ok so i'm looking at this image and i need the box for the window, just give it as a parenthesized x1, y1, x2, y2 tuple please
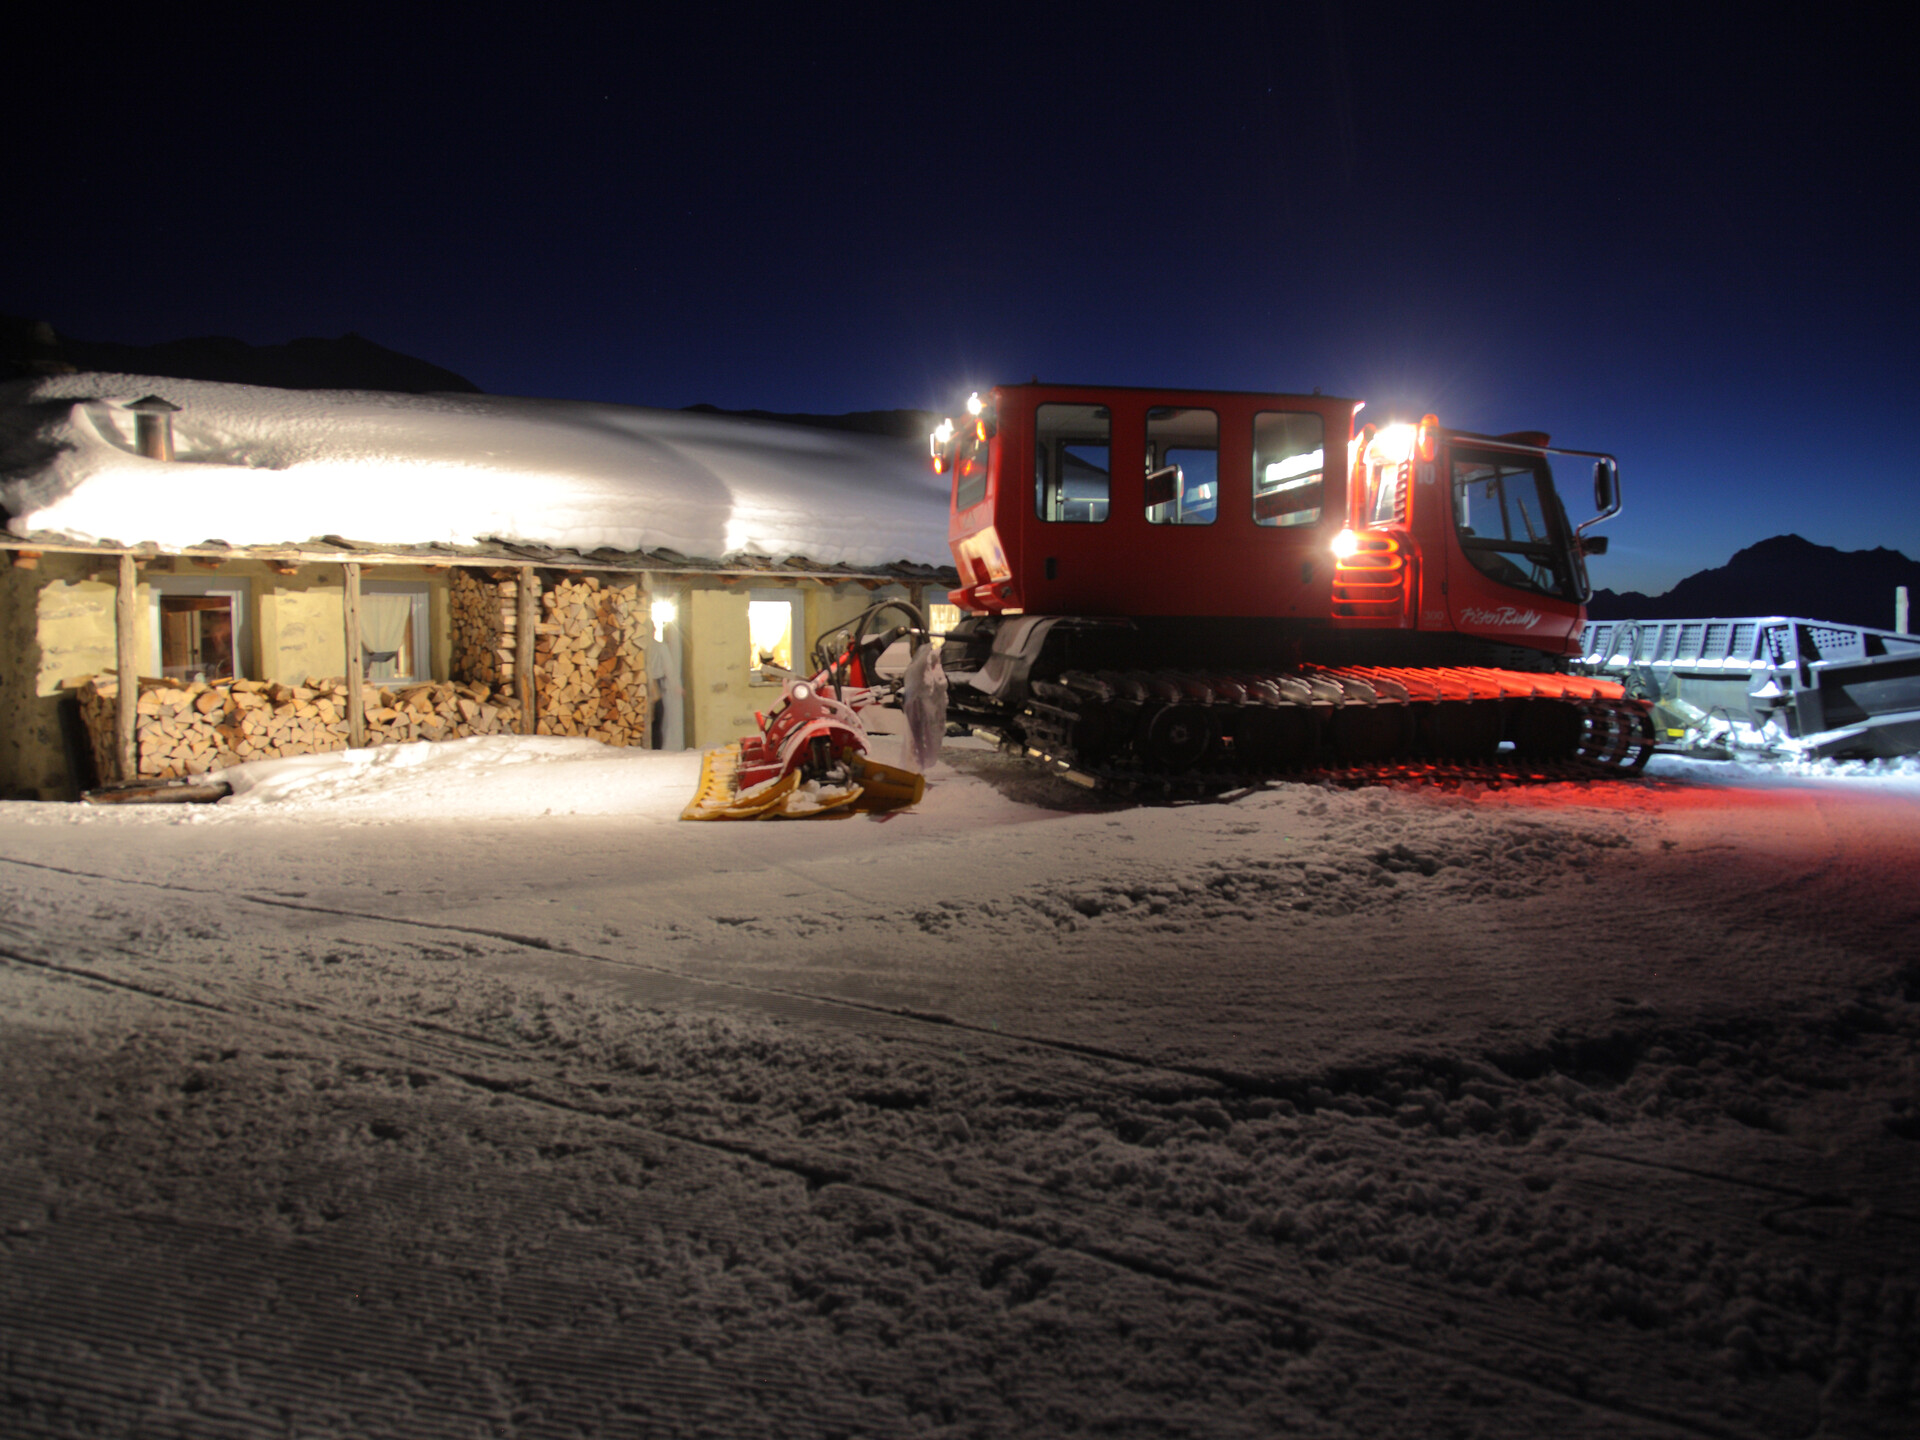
(1144, 407, 1218, 524)
(952, 424, 991, 513)
(748, 589, 805, 681)
(926, 602, 962, 636)
(1452, 451, 1576, 599)
(148, 576, 251, 682)
(361, 581, 432, 683)
(1253, 412, 1325, 527)
(1034, 403, 1110, 522)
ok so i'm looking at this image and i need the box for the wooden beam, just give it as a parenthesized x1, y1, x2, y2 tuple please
(114, 554, 137, 782)
(516, 569, 538, 734)
(344, 561, 366, 748)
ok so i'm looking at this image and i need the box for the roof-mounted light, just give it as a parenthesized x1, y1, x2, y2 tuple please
(1367, 423, 1416, 466)
(1416, 413, 1439, 463)
(929, 416, 957, 473)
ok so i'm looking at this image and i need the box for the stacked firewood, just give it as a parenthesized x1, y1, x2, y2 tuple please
(534, 576, 651, 746)
(449, 569, 520, 694)
(75, 676, 523, 784)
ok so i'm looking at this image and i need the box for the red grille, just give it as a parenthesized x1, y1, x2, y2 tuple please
(1332, 533, 1407, 621)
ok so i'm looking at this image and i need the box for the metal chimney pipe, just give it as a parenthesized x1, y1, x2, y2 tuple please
(1898, 585, 1910, 636)
(127, 394, 181, 461)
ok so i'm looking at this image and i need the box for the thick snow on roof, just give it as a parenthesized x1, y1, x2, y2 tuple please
(0, 373, 953, 568)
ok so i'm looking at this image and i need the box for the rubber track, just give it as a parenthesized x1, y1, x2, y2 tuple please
(1016, 663, 1656, 794)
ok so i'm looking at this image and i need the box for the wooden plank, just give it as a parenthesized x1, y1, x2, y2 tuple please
(517, 569, 538, 735)
(114, 553, 137, 783)
(344, 561, 366, 748)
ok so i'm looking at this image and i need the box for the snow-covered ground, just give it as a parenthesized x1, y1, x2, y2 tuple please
(3, 738, 1917, 1438)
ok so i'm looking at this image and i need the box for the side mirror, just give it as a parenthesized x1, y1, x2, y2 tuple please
(1593, 459, 1617, 516)
(1581, 534, 1610, 556)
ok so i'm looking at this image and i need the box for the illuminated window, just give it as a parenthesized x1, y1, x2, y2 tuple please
(148, 576, 251, 682)
(361, 581, 431, 683)
(1144, 407, 1218, 524)
(1253, 412, 1325, 527)
(748, 589, 804, 681)
(926, 602, 962, 635)
(1034, 403, 1110, 522)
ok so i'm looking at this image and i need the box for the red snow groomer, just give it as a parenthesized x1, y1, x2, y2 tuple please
(682, 601, 937, 819)
(927, 383, 1655, 787)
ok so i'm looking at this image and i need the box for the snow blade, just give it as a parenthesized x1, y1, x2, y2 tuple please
(849, 754, 925, 810)
(682, 744, 802, 820)
(681, 743, 924, 820)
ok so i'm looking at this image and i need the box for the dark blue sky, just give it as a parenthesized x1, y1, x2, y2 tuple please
(9, 4, 1912, 594)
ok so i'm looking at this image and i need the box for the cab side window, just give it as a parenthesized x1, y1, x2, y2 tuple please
(1034, 403, 1110, 522)
(1252, 411, 1325, 526)
(1144, 407, 1218, 524)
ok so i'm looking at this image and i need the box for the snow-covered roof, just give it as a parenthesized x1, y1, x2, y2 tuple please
(0, 374, 954, 571)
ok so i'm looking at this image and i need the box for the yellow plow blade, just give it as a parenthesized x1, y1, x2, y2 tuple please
(681, 745, 926, 820)
(848, 755, 925, 811)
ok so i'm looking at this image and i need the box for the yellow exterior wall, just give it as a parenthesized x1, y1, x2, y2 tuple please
(4, 554, 936, 797)
(677, 580, 924, 753)
(2, 553, 117, 797)
(258, 571, 345, 680)
(0, 556, 456, 799)
(807, 582, 911, 657)
(684, 586, 753, 751)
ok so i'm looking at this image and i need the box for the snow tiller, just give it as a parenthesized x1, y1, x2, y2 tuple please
(682, 601, 944, 820)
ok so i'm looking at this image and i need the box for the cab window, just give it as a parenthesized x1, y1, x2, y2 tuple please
(1252, 411, 1325, 526)
(1452, 452, 1576, 599)
(1034, 403, 1110, 522)
(952, 425, 990, 512)
(1144, 406, 1218, 524)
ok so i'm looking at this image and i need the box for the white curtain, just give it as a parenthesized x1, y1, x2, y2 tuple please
(362, 591, 415, 681)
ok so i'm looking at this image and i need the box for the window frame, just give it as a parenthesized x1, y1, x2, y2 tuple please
(747, 588, 806, 684)
(1033, 402, 1112, 524)
(1251, 410, 1327, 528)
(1450, 449, 1578, 600)
(147, 574, 253, 682)
(1144, 406, 1220, 526)
(360, 579, 434, 685)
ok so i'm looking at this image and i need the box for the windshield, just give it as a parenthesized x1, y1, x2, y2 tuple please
(1452, 450, 1581, 601)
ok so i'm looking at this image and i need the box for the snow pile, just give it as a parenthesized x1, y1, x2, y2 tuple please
(215, 735, 703, 820)
(0, 374, 952, 567)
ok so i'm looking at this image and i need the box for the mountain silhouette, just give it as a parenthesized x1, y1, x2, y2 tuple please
(1588, 534, 1920, 632)
(1, 314, 479, 394)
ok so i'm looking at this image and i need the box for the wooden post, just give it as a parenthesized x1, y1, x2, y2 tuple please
(344, 561, 366, 748)
(114, 553, 137, 783)
(516, 568, 538, 734)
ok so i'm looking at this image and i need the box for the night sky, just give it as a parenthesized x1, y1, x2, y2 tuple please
(8, 4, 1912, 595)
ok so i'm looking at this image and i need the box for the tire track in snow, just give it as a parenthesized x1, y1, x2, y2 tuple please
(5, 895, 1887, 1440)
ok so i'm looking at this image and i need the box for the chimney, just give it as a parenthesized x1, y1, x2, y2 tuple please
(127, 394, 181, 461)
(1898, 585, 1911, 636)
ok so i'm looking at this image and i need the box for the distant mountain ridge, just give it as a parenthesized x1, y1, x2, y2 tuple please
(1589, 534, 1920, 632)
(1, 314, 480, 394)
(680, 403, 937, 442)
